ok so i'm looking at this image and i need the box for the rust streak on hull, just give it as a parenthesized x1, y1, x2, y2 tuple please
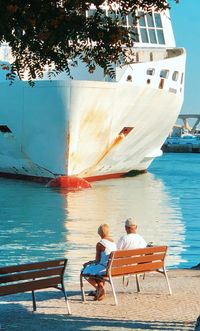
(93, 134, 124, 166)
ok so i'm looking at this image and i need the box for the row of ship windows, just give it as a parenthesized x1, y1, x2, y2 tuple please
(135, 11, 165, 44)
(87, 9, 165, 45)
(139, 28, 164, 44)
(147, 68, 184, 83)
(129, 26, 165, 45)
(87, 10, 162, 28)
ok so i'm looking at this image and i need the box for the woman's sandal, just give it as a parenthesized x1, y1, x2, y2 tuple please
(95, 287, 106, 301)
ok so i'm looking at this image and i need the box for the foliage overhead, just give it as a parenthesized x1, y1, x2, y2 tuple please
(0, 0, 179, 81)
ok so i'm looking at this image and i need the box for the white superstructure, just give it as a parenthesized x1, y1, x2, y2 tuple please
(0, 8, 186, 183)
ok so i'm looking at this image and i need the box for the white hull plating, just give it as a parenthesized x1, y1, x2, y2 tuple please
(68, 80, 182, 178)
(0, 48, 186, 181)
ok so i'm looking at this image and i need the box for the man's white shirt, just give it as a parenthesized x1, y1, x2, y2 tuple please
(117, 233, 147, 250)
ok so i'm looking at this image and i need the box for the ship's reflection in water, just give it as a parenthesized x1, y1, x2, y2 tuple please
(62, 173, 185, 283)
(0, 171, 187, 285)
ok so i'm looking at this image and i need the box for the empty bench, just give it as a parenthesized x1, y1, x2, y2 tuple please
(80, 245, 172, 305)
(0, 258, 71, 314)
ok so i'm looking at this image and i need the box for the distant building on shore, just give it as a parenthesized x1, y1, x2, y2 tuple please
(162, 114, 200, 153)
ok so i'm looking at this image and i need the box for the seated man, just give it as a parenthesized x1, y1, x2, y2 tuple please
(117, 218, 147, 250)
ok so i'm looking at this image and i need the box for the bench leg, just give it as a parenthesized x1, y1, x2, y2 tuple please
(61, 282, 71, 315)
(32, 291, 36, 311)
(136, 274, 140, 293)
(163, 267, 172, 295)
(80, 274, 86, 302)
(109, 276, 118, 305)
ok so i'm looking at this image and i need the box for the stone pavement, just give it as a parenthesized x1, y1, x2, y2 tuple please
(0, 269, 200, 331)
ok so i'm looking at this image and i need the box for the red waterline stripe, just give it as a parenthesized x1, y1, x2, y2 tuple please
(84, 170, 146, 182)
(0, 172, 125, 184)
(84, 173, 126, 182)
(0, 170, 147, 185)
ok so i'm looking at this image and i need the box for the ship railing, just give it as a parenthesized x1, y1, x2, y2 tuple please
(117, 47, 185, 66)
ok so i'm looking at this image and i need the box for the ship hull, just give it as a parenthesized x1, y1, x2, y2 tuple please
(68, 80, 182, 178)
(0, 50, 185, 182)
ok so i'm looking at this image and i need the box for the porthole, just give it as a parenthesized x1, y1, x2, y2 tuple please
(160, 69, 169, 79)
(172, 71, 179, 81)
(181, 73, 184, 85)
(169, 88, 177, 94)
(126, 75, 132, 82)
(147, 68, 155, 76)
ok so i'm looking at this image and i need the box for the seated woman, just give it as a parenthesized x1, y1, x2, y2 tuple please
(81, 223, 116, 301)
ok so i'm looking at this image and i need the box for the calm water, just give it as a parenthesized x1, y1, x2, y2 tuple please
(0, 153, 199, 283)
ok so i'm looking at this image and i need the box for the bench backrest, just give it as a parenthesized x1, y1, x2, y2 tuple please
(0, 259, 67, 296)
(106, 246, 167, 277)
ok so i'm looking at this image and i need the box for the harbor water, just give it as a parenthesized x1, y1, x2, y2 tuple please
(0, 153, 199, 283)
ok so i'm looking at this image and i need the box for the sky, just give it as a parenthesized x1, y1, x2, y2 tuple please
(170, 0, 200, 115)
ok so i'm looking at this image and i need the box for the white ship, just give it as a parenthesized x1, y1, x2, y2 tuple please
(0, 7, 186, 186)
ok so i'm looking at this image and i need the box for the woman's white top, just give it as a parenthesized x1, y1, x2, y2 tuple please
(99, 238, 117, 266)
(82, 238, 117, 276)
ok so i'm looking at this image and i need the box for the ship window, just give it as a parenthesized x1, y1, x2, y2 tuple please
(130, 27, 139, 42)
(154, 13, 162, 28)
(147, 68, 155, 76)
(128, 12, 137, 26)
(87, 9, 96, 17)
(157, 30, 165, 44)
(181, 73, 184, 84)
(149, 29, 157, 43)
(137, 11, 165, 45)
(140, 28, 149, 43)
(160, 69, 169, 79)
(126, 75, 132, 82)
(108, 10, 117, 21)
(146, 13, 154, 27)
(102, 9, 106, 17)
(0, 125, 12, 133)
(169, 88, 177, 94)
(172, 71, 179, 81)
(138, 12, 146, 27)
(118, 12, 127, 26)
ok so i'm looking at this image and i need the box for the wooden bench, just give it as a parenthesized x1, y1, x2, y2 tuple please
(80, 246, 172, 305)
(0, 258, 71, 314)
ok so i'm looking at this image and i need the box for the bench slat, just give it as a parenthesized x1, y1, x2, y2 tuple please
(0, 259, 66, 274)
(111, 253, 165, 267)
(0, 276, 61, 296)
(0, 266, 64, 284)
(109, 261, 163, 276)
(110, 246, 167, 259)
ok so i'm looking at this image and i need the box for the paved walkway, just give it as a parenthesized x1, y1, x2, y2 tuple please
(1, 269, 200, 331)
